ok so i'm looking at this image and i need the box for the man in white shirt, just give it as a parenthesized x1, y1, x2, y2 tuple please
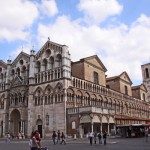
(89, 131, 93, 145)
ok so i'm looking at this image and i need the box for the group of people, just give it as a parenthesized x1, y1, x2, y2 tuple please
(29, 130, 66, 150)
(87, 131, 107, 145)
(52, 130, 66, 145)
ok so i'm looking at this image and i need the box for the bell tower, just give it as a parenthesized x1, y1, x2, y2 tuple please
(141, 63, 150, 102)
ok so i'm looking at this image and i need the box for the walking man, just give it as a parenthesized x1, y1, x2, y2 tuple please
(89, 131, 93, 145)
(103, 131, 107, 145)
(52, 131, 57, 145)
(56, 130, 61, 144)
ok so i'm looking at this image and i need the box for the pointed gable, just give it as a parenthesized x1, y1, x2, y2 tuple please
(36, 40, 64, 60)
(132, 84, 147, 92)
(119, 71, 132, 85)
(12, 51, 30, 67)
(81, 55, 107, 72)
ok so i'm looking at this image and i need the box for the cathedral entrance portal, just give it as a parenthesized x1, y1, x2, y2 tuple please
(36, 119, 43, 138)
(10, 109, 21, 137)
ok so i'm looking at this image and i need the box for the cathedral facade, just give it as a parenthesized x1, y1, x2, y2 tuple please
(0, 39, 150, 138)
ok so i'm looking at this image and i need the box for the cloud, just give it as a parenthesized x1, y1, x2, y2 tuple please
(77, 0, 123, 24)
(40, 0, 58, 17)
(37, 13, 150, 85)
(0, 0, 38, 41)
(11, 45, 31, 59)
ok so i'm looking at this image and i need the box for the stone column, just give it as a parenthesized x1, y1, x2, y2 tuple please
(107, 123, 110, 135)
(20, 120, 23, 132)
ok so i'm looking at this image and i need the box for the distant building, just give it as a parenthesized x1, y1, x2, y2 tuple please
(0, 39, 150, 138)
(141, 63, 150, 102)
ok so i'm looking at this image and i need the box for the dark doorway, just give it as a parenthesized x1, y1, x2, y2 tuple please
(38, 125, 42, 138)
(36, 119, 43, 138)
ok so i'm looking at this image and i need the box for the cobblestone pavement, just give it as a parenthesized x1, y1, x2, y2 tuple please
(0, 137, 150, 150)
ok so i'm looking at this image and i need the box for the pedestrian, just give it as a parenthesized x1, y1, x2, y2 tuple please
(56, 130, 61, 144)
(103, 131, 107, 145)
(98, 132, 102, 144)
(29, 131, 34, 150)
(35, 130, 41, 148)
(60, 132, 66, 145)
(31, 131, 40, 150)
(52, 131, 57, 145)
(89, 131, 93, 145)
(6, 132, 11, 144)
(94, 132, 97, 144)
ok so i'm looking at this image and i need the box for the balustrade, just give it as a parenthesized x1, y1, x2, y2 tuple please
(35, 67, 63, 84)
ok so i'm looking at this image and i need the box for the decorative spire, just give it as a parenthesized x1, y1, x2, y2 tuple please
(7, 56, 11, 64)
(30, 45, 35, 55)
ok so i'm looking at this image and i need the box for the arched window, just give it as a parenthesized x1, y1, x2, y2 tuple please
(0, 67, 2, 73)
(22, 66, 26, 76)
(34, 88, 43, 106)
(143, 93, 145, 101)
(125, 85, 128, 95)
(49, 56, 54, 69)
(93, 71, 99, 84)
(36, 61, 41, 73)
(46, 114, 49, 125)
(56, 54, 62, 67)
(16, 67, 20, 76)
(11, 69, 15, 76)
(145, 68, 149, 78)
(42, 59, 48, 71)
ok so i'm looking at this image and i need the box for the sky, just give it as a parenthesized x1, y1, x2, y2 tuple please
(0, 0, 150, 86)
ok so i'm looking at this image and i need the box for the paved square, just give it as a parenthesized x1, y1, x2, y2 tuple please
(0, 137, 150, 150)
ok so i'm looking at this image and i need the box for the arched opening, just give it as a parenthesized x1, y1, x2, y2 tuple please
(36, 61, 41, 73)
(145, 68, 149, 78)
(10, 109, 21, 137)
(16, 67, 20, 76)
(22, 66, 26, 76)
(56, 54, 62, 67)
(1, 73, 3, 81)
(45, 49, 51, 58)
(36, 119, 43, 138)
(49, 56, 54, 69)
(42, 59, 48, 71)
(11, 69, 15, 76)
